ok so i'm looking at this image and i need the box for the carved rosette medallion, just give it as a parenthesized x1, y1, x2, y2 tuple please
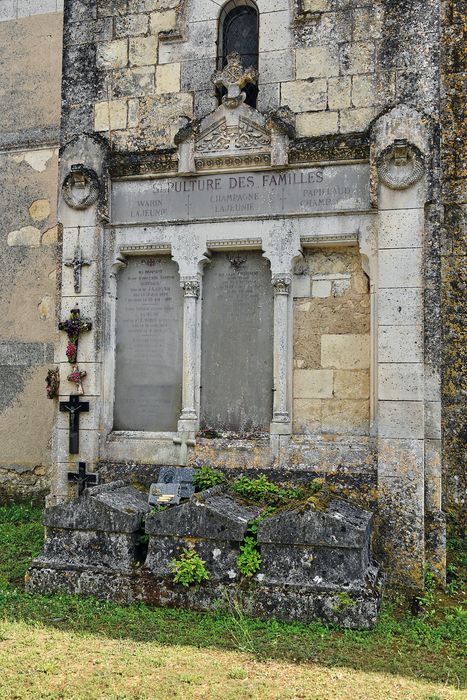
(272, 275, 292, 295)
(377, 140, 425, 190)
(181, 278, 200, 298)
(62, 164, 100, 209)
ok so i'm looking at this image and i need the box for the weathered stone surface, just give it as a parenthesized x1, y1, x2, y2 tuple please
(258, 499, 375, 589)
(145, 487, 261, 581)
(31, 482, 150, 573)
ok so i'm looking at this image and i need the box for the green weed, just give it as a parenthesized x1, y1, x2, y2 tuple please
(193, 466, 226, 491)
(170, 549, 210, 587)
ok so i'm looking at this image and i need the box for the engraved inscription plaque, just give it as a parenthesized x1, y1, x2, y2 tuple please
(200, 251, 273, 433)
(114, 256, 183, 432)
(111, 164, 371, 225)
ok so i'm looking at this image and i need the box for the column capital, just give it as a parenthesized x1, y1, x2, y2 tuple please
(272, 274, 292, 295)
(181, 276, 200, 298)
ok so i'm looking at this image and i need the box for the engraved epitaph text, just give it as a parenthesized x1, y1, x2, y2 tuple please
(200, 251, 273, 433)
(111, 164, 370, 224)
(114, 256, 183, 432)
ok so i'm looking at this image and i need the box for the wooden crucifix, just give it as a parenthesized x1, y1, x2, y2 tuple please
(59, 394, 89, 454)
(64, 244, 91, 294)
(68, 461, 97, 497)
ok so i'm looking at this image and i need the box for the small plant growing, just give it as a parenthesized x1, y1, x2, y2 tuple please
(193, 466, 226, 492)
(236, 536, 262, 577)
(231, 475, 302, 506)
(332, 591, 356, 611)
(170, 548, 209, 587)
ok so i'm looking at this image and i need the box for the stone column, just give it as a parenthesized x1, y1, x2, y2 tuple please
(271, 274, 292, 436)
(178, 276, 200, 432)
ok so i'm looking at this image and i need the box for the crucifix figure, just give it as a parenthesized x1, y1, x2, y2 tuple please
(59, 394, 89, 454)
(212, 51, 258, 107)
(68, 462, 97, 497)
(64, 244, 91, 294)
(59, 307, 92, 364)
(173, 433, 195, 466)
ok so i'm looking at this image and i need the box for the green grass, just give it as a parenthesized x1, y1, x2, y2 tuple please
(0, 504, 465, 691)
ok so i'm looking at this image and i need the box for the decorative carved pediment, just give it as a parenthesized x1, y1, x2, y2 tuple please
(196, 116, 271, 154)
(175, 53, 295, 174)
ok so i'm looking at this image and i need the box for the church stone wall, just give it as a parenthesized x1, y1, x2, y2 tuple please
(0, 7, 63, 502)
(293, 247, 370, 436)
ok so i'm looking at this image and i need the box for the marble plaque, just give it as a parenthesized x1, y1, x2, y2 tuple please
(158, 466, 195, 499)
(111, 164, 370, 224)
(114, 256, 183, 432)
(200, 251, 273, 433)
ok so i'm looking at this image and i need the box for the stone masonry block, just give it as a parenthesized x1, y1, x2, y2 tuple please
(111, 66, 155, 98)
(378, 288, 423, 326)
(296, 111, 338, 137)
(378, 248, 423, 288)
(321, 334, 370, 370)
(378, 363, 424, 400)
(150, 9, 177, 34)
(378, 401, 424, 439)
(96, 40, 128, 70)
(378, 325, 423, 363)
(115, 13, 150, 38)
(333, 370, 370, 399)
(339, 42, 375, 75)
(425, 401, 441, 439)
(296, 47, 339, 79)
(292, 399, 321, 433)
(339, 108, 376, 133)
(328, 77, 351, 110)
(94, 99, 128, 131)
(321, 399, 370, 435)
(379, 209, 424, 249)
(156, 62, 180, 94)
(294, 369, 334, 399)
(259, 49, 294, 84)
(377, 438, 424, 480)
(281, 80, 327, 113)
(259, 11, 291, 52)
(302, 0, 331, 11)
(129, 35, 158, 67)
(312, 280, 332, 297)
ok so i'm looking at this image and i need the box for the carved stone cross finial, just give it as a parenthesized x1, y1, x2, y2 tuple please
(64, 244, 91, 294)
(212, 51, 258, 106)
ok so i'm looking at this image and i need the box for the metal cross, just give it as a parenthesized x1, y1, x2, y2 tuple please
(173, 433, 195, 466)
(212, 51, 258, 102)
(59, 394, 89, 454)
(64, 244, 91, 294)
(68, 461, 97, 497)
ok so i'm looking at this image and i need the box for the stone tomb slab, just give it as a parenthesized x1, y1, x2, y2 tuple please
(35, 481, 150, 573)
(257, 499, 375, 589)
(114, 255, 183, 432)
(145, 486, 261, 581)
(200, 251, 274, 432)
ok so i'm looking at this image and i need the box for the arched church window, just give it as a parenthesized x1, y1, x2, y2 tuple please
(217, 0, 259, 108)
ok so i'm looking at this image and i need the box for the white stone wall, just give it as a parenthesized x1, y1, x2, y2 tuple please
(0, 0, 63, 21)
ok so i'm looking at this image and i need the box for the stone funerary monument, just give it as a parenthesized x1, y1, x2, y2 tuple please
(23, 0, 458, 627)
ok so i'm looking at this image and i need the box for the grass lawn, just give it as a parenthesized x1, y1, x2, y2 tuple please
(0, 504, 465, 700)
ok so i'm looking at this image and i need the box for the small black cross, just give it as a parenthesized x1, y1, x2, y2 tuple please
(59, 394, 89, 454)
(68, 462, 97, 497)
